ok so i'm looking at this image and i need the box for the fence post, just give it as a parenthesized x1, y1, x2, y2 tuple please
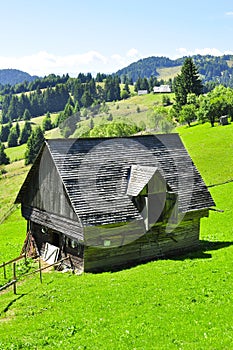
(38, 257, 42, 283)
(3, 262, 6, 279)
(13, 262, 17, 295)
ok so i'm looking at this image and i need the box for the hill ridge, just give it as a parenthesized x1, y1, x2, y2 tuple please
(0, 68, 38, 86)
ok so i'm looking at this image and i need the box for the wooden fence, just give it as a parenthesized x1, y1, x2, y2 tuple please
(0, 254, 73, 295)
(0, 204, 18, 224)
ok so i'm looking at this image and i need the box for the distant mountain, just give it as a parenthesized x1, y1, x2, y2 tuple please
(0, 69, 38, 85)
(115, 54, 233, 87)
(116, 56, 182, 82)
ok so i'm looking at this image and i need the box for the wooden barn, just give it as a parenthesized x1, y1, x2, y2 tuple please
(15, 134, 215, 272)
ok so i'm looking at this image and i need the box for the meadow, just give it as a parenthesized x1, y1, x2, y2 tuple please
(0, 181, 232, 349)
(0, 101, 233, 349)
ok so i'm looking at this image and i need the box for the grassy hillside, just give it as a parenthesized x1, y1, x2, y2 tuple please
(0, 160, 30, 220)
(0, 120, 233, 349)
(177, 122, 233, 186)
(0, 183, 232, 349)
(157, 66, 181, 80)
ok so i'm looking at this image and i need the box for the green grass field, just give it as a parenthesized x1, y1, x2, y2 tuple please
(0, 160, 30, 220)
(0, 181, 232, 349)
(5, 144, 27, 162)
(0, 102, 233, 349)
(178, 122, 233, 186)
(157, 66, 182, 80)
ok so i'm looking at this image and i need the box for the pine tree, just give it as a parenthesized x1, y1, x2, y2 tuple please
(7, 127, 18, 147)
(25, 126, 44, 165)
(0, 142, 10, 165)
(19, 121, 32, 144)
(174, 58, 203, 109)
(81, 90, 93, 108)
(0, 124, 10, 142)
(15, 122, 20, 138)
(42, 112, 53, 131)
(121, 82, 131, 99)
(7, 95, 20, 121)
(23, 109, 31, 121)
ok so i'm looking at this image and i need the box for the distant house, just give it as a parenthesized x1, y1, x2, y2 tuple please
(138, 90, 148, 95)
(15, 135, 215, 272)
(153, 85, 171, 93)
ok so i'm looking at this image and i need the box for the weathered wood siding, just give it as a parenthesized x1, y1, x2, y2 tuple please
(22, 206, 83, 241)
(84, 211, 207, 272)
(20, 145, 84, 241)
(22, 146, 78, 221)
(84, 219, 145, 248)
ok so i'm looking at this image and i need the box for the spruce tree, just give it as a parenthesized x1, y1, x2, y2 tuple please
(19, 121, 32, 144)
(25, 126, 44, 165)
(7, 127, 18, 147)
(42, 112, 53, 131)
(0, 124, 10, 142)
(23, 109, 31, 121)
(174, 57, 203, 109)
(15, 122, 20, 138)
(0, 142, 10, 165)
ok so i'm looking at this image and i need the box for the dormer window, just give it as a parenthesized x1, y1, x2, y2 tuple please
(127, 165, 178, 230)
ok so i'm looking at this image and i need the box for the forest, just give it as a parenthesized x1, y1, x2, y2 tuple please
(1, 54, 233, 166)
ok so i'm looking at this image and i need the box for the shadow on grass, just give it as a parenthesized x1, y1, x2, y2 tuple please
(1, 293, 26, 315)
(171, 240, 233, 261)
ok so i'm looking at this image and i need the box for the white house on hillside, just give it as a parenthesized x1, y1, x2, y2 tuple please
(153, 85, 171, 93)
(138, 90, 148, 95)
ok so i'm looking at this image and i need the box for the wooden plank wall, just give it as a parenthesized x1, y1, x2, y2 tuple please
(84, 215, 203, 272)
(22, 145, 79, 222)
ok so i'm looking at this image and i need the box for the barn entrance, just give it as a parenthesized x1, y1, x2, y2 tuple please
(52, 231, 60, 247)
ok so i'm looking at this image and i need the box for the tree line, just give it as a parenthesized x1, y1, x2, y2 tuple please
(0, 73, 69, 95)
(1, 85, 70, 124)
(0, 75, 122, 125)
(2, 58, 233, 166)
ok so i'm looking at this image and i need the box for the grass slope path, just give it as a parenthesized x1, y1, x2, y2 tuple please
(0, 122, 233, 349)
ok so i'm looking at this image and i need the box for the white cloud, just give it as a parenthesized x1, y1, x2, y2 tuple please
(225, 11, 233, 16)
(126, 48, 141, 59)
(0, 49, 142, 76)
(2, 47, 230, 77)
(0, 51, 112, 76)
(174, 47, 233, 58)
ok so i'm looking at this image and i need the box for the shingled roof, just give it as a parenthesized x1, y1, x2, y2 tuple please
(16, 134, 215, 227)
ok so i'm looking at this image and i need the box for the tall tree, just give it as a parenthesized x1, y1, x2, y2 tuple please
(0, 142, 10, 165)
(174, 58, 203, 109)
(7, 127, 18, 147)
(19, 121, 32, 144)
(42, 112, 53, 131)
(0, 124, 11, 142)
(7, 95, 20, 121)
(25, 126, 44, 165)
(15, 122, 20, 138)
(81, 90, 93, 108)
(23, 108, 31, 121)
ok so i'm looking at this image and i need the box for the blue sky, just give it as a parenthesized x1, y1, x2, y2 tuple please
(0, 0, 233, 76)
